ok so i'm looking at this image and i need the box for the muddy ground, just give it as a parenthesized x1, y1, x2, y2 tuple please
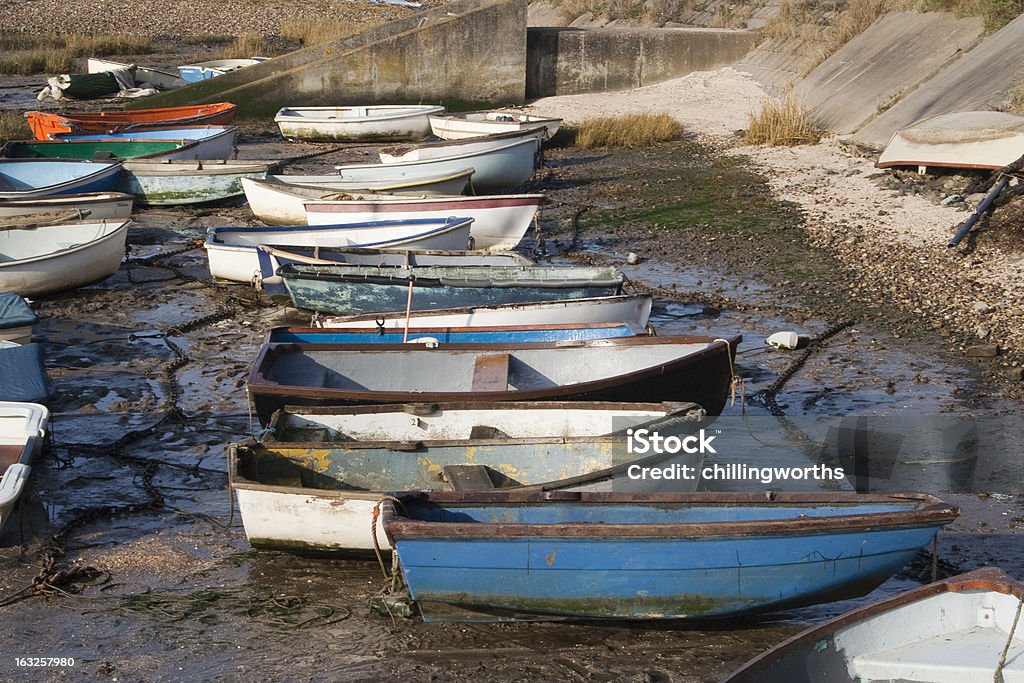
(0, 127, 1023, 681)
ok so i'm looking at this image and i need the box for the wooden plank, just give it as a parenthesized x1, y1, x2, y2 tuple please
(470, 353, 509, 392)
(0, 444, 25, 472)
(442, 464, 495, 491)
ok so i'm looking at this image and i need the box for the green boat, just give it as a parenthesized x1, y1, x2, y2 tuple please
(0, 139, 193, 161)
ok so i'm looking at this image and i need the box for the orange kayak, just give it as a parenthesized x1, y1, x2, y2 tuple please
(25, 102, 238, 140)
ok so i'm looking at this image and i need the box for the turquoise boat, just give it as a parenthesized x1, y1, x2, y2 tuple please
(382, 491, 959, 623)
(119, 159, 277, 206)
(0, 159, 122, 199)
(277, 263, 625, 314)
(1, 139, 192, 160)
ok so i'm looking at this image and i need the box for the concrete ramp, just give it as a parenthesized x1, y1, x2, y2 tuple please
(854, 12, 1024, 147)
(130, 0, 527, 117)
(794, 12, 982, 135)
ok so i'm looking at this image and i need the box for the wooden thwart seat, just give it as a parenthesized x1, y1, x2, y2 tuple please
(471, 353, 509, 392)
(443, 464, 497, 491)
(0, 444, 25, 472)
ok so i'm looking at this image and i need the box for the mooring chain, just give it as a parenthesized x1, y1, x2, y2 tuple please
(749, 320, 855, 417)
(125, 239, 205, 284)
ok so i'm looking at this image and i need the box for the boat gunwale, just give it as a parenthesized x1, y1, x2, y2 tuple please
(316, 293, 654, 325)
(381, 491, 958, 541)
(264, 321, 643, 342)
(0, 158, 123, 197)
(718, 566, 1023, 682)
(380, 125, 549, 155)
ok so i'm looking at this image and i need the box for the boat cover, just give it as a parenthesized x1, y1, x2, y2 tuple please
(0, 293, 37, 330)
(0, 343, 51, 402)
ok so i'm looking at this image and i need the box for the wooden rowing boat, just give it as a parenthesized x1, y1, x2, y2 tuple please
(265, 167, 474, 196)
(52, 125, 238, 161)
(277, 263, 624, 314)
(246, 334, 740, 424)
(382, 491, 959, 622)
(230, 401, 704, 555)
(119, 159, 277, 206)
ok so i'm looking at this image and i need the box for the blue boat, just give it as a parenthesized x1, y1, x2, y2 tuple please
(382, 491, 959, 623)
(52, 126, 237, 161)
(266, 323, 645, 345)
(277, 263, 625, 315)
(0, 159, 122, 199)
(0, 343, 52, 403)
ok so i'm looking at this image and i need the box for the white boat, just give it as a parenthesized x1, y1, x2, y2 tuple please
(429, 110, 563, 140)
(0, 191, 133, 222)
(274, 105, 446, 141)
(86, 57, 185, 90)
(229, 401, 703, 555)
(878, 111, 1024, 170)
(177, 58, 266, 83)
(0, 219, 130, 297)
(333, 136, 539, 192)
(265, 167, 473, 196)
(0, 401, 49, 535)
(723, 567, 1024, 683)
(303, 188, 544, 251)
(204, 217, 475, 285)
(313, 294, 654, 330)
(378, 126, 546, 164)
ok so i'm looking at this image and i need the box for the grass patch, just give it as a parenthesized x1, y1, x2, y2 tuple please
(0, 49, 74, 75)
(281, 18, 370, 45)
(216, 33, 276, 59)
(0, 111, 29, 143)
(180, 34, 237, 45)
(919, 0, 1024, 32)
(745, 95, 823, 146)
(575, 113, 683, 148)
(63, 34, 152, 57)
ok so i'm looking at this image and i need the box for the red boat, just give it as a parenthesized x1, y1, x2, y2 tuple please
(25, 103, 238, 140)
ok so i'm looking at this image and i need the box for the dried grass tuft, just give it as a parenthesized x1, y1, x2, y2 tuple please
(280, 19, 371, 45)
(745, 96, 823, 146)
(0, 110, 30, 143)
(575, 113, 683, 148)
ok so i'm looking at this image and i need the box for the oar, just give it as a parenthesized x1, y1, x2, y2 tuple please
(948, 152, 1024, 248)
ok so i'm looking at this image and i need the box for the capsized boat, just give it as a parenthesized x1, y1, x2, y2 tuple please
(0, 401, 49, 535)
(24, 103, 238, 140)
(230, 400, 705, 554)
(722, 566, 1024, 683)
(277, 263, 624, 314)
(0, 219, 131, 297)
(0, 344, 51, 403)
(275, 105, 446, 141)
(204, 218, 476, 284)
(877, 111, 1024, 170)
(314, 294, 654, 330)
(246, 334, 740, 424)
(382, 490, 959, 622)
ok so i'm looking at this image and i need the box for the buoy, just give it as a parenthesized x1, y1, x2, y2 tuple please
(766, 331, 810, 350)
(627, 252, 640, 265)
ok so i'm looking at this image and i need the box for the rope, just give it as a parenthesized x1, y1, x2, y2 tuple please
(371, 496, 404, 581)
(995, 597, 1024, 683)
(713, 337, 743, 410)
